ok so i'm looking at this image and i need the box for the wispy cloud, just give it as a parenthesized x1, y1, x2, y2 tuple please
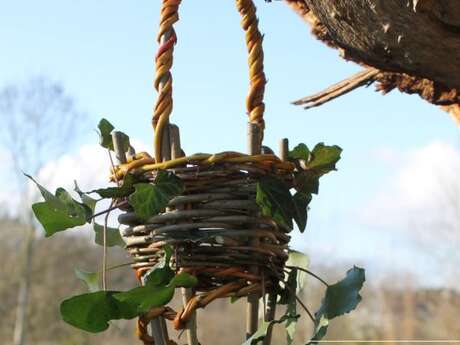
(360, 140, 460, 229)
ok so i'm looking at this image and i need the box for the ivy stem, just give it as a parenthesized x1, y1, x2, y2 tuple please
(285, 284, 315, 324)
(102, 200, 114, 291)
(106, 262, 134, 271)
(88, 200, 128, 221)
(287, 266, 329, 287)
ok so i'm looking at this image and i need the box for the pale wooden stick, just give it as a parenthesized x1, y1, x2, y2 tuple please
(169, 124, 182, 160)
(292, 68, 380, 109)
(181, 288, 199, 345)
(161, 125, 171, 162)
(112, 131, 128, 164)
(170, 124, 199, 345)
(113, 131, 166, 343)
(262, 294, 277, 345)
(103, 133, 129, 291)
(156, 127, 172, 343)
(152, 131, 171, 343)
(127, 145, 136, 160)
(247, 123, 261, 156)
(279, 138, 289, 162)
(246, 123, 261, 339)
(262, 138, 289, 345)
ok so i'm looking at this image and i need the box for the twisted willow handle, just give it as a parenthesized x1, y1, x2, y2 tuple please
(152, 0, 267, 162)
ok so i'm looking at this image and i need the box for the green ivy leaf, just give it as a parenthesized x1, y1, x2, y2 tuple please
(286, 250, 309, 293)
(129, 171, 184, 221)
(310, 266, 365, 343)
(75, 268, 99, 292)
(278, 269, 298, 345)
(60, 291, 138, 333)
(278, 251, 310, 345)
(145, 245, 174, 286)
(292, 192, 312, 232)
(61, 271, 198, 333)
(113, 285, 175, 313)
(98, 118, 130, 152)
(288, 143, 311, 161)
(256, 175, 295, 229)
(55, 188, 92, 220)
(294, 170, 319, 195)
(90, 173, 136, 199)
(98, 118, 115, 150)
(291, 143, 342, 196)
(308, 315, 329, 345)
(93, 223, 125, 248)
(317, 266, 365, 318)
(25, 174, 58, 205)
(74, 181, 97, 212)
(305, 143, 342, 175)
(32, 203, 85, 237)
(286, 281, 297, 345)
(168, 272, 199, 289)
(115, 272, 197, 313)
(242, 314, 299, 345)
(27, 175, 91, 237)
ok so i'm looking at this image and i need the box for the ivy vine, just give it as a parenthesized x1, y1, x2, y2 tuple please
(27, 118, 365, 344)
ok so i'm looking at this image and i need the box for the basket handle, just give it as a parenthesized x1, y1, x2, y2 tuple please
(152, 0, 267, 162)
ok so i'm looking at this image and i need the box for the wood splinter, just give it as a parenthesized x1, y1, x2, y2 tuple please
(292, 68, 380, 109)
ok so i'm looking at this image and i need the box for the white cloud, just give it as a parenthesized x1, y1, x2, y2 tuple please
(357, 140, 460, 286)
(34, 137, 147, 197)
(0, 138, 149, 219)
(36, 144, 110, 194)
(360, 140, 460, 228)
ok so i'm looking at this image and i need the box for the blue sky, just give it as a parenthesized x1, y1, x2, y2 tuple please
(2, 0, 460, 287)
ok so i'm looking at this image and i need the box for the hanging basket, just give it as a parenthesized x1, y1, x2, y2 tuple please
(117, 152, 294, 326)
(120, 154, 294, 284)
(25, 1, 365, 344)
(111, 0, 296, 340)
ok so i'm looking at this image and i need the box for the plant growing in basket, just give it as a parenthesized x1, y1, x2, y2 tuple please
(27, 1, 365, 344)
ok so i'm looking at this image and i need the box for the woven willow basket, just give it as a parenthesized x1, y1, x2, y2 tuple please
(111, 0, 296, 342)
(118, 153, 294, 292)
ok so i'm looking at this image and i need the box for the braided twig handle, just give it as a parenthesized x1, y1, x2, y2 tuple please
(152, 0, 267, 162)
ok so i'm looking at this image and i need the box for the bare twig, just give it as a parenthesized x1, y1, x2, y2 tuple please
(170, 123, 199, 345)
(262, 138, 290, 345)
(292, 68, 380, 109)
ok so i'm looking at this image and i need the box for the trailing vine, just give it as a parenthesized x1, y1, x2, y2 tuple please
(28, 118, 365, 344)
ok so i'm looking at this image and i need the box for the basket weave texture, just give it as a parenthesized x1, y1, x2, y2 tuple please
(118, 153, 294, 297)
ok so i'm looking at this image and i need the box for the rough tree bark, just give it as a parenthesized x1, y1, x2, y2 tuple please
(285, 0, 460, 123)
